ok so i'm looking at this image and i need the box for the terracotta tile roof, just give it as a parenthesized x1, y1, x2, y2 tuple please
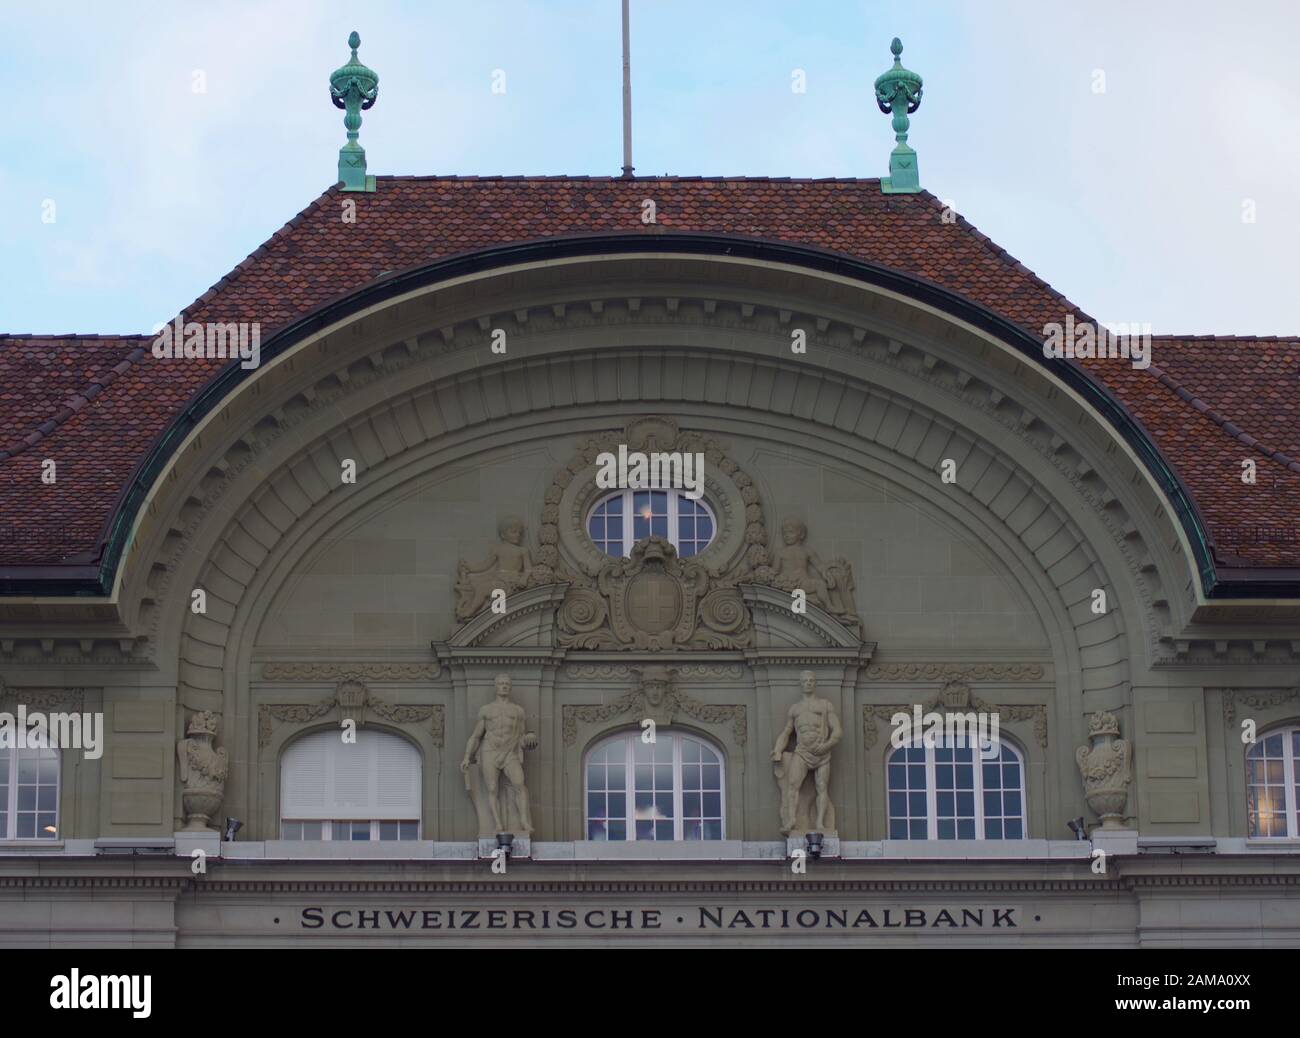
(0, 177, 1296, 572)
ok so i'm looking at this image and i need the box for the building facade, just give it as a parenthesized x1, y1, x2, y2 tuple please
(2, 44, 1299, 945)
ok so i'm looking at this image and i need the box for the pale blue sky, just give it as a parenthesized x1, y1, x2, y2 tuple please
(2, 0, 1297, 335)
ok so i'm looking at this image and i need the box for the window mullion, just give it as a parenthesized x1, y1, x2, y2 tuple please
(973, 746, 985, 839)
(4, 755, 12, 839)
(925, 746, 937, 840)
(625, 735, 635, 841)
(623, 491, 634, 555)
(1284, 731, 1298, 838)
(672, 736, 683, 840)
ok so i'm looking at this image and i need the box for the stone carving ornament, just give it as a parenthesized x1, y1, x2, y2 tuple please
(454, 517, 557, 620)
(177, 710, 229, 832)
(561, 666, 747, 746)
(771, 671, 842, 836)
(559, 536, 751, 650)
(756, 518, 859, 623)
(453, 418, 863, 645)
(862, 681, 1049, 749)
(257, 679, 443, 748)
(1075, 711, 1132, 829)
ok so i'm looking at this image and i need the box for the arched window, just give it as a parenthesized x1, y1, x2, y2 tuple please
(887, 737, 1025, 840)
(585, 730, 724, 841)
(587, 490, 715, 558)
(1246, 726, 1300, 837)
(0, 745, 60, 840)
(279, 729, 421, 841)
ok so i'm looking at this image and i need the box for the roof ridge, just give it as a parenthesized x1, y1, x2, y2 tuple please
(0, 342, 153, 461)
(375, 174, 886, 183)
(1150, 334, 1300, 342)
(913, 191, 1097, 329)
(1, 186, 340, 462)
(1145, 361, 1300, 476)
(0, 333, 153, 341)
(181, 184, 338, 317)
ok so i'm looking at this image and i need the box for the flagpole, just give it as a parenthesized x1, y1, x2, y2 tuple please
(621, 0, 634, 177)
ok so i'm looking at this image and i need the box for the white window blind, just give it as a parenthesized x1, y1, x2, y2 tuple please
(281, 730, 420, 820)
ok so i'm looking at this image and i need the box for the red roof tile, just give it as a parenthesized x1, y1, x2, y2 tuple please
(0, 177, 1296, 571)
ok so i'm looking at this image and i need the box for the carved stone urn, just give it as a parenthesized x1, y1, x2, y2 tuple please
(177, 711, 230, 832)
(1075, 711, 1132, 830)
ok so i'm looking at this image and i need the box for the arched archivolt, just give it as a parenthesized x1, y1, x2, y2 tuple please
(101, 251, 1202, 826)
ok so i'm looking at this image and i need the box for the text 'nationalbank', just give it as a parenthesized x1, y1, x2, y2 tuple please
(301, 905, 1019, 931)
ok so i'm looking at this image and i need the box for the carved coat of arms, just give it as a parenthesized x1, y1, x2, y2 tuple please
(558, 536, 752, 650)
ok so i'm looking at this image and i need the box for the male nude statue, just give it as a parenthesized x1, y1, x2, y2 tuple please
(770, 670, 842, 834)
(461, 673, 538, 834)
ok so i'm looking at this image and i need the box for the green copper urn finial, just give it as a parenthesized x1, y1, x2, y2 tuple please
(874, 36, 923, 194)
(329, 30, 379, 192)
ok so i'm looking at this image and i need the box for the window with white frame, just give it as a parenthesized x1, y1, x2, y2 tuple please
(886, 737, 1025, 840)
(585, 730, 724, 841)
(587, 489, 715, 558)
(1246, 726, 1300, 838)
(0, 745, 60, 840)
(279, 729, 421, 841)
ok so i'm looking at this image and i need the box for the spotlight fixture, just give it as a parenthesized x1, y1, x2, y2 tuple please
(496, 832, 515, 858)
(1066, 817, 1086, 841)
(805, 831, 824, 859)
(224, 817, 243, 841)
